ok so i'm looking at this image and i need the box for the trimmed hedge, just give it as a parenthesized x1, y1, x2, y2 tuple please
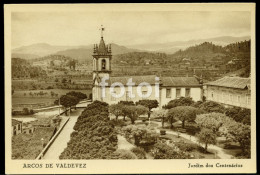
(59, 101, 119, 159)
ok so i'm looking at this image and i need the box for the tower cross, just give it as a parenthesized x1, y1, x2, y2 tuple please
(100, 25, 105, 37)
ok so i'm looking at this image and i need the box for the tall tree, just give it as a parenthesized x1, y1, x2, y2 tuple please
(54, 95, 80, 115)
(196, 128, 217, 152)
(195, 112, 232, 133)
(109, 104, 124, 120)
(136, 100, 159, 119)
(225, 121, 251, 155)
(125, 105, 148, 124)
(167, 106, 198, 128)
(118, 101, 135, 121)
(152, 109, 168, 128)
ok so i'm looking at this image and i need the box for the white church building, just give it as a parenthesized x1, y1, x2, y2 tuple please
(92, 35, 203, 108)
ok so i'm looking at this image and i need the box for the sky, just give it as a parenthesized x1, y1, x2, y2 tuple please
(11, 11, 251, 49)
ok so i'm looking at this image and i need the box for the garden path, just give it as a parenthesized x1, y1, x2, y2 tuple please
(42, 109, 84, 159)
(151, 121, 233, 159)
(117, 135, 135, 150)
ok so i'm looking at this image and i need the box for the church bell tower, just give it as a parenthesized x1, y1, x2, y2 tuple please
(92, 25, 112, 82)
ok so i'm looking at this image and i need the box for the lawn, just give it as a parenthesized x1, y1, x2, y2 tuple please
(12, 89, 92, 110)
(12, 127, 55, 159)
(216, 137, 242, 157)
(12, 97, 55, 105)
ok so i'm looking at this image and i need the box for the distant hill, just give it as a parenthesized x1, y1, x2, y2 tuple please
(11, 35, 250, 63)
(127, 36, 250, 54)
(12, 43, 81, 59)
(41, 43, 143, 62)
(12, 43, 144, 62)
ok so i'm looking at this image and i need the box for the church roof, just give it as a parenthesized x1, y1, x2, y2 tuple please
(160, 77, 201, 87)
(205, 77, 250, 89)
(103, 75, 201, 87)
(107, 75, 157, 86)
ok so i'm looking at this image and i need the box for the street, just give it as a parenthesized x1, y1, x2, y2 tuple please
(42, 109, 84, 159)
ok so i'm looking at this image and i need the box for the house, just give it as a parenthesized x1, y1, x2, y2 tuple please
(204, 76, 251, 109)
(92, 33, 203, 108)
(22, 122, 35, 134)
(12, 119, 22, 136)
(159, 77, 202, 108)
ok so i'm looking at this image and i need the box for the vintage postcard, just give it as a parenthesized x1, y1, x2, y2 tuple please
(5, 3, 256, 174)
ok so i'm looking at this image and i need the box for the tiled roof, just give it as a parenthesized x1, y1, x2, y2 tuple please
(160, 77, 201, 87)
(107, 75, 157, 86)
(12, 119, 22, 126)
(105, 75, 201, 87)
(205, 77, 250, 89)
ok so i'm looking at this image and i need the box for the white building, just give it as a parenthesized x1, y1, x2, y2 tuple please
(204, 76, 251, 109)
(92, 34, 203, 108)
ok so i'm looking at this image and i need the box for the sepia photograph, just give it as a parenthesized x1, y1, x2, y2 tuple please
(5, 3, 256, 174)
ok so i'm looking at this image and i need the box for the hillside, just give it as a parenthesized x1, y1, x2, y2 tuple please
(127, 35, 251, 54)
(111, 40, 251, 80)
(171, 40, 250, 62)
(12, 58, 47, 79)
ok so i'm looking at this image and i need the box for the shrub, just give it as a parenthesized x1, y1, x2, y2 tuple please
(198, 101, 225, 113)
(122, 125, 158, 147)
(109, 119, 127, 127)
(22, 108, 34, 115)
(163, 97, 195, 109)
(185, 124, 200, 135)
(131, 147, 146, 159)
(174, 142, 197, 152)
(225, 107, 251, 125)
(150, 142, 189, 159)
(160, 130, 166, 135)
(66, 91, 87, 100)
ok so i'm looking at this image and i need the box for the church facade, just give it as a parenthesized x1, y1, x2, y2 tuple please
(92, 36, 203, 108)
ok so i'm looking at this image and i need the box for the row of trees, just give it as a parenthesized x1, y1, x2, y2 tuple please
(159, 97, 251, 156)
(163, 97, 250, 125)
(109, 100, 159, 124)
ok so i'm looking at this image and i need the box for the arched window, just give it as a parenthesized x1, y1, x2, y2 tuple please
(101, 59, 106, 70)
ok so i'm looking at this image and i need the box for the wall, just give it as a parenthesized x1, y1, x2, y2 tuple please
(205, 85, 250, 109)
(12, 123, 22, 136)
(160, 87, 202, 108)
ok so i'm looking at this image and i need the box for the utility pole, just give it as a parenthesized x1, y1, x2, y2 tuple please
(58, 95, 61, 116)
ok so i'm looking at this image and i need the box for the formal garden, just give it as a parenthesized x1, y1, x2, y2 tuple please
(59, 97, 251, 159)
